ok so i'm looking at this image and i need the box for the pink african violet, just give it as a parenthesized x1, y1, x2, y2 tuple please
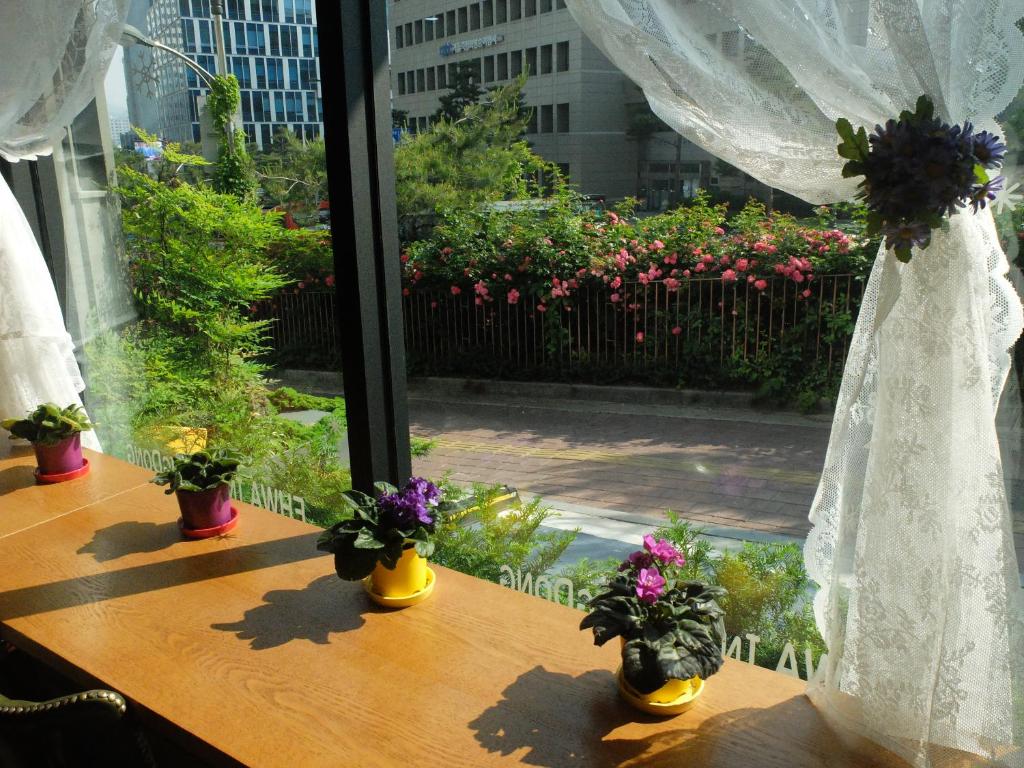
(635, 567, 666, 604)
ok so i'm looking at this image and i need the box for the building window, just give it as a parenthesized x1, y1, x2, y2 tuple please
(255, 58, 266, 88)
(557, 163, 569, 180)
(510, 49, 523, 76)
(288, 58, 299, 89)
(273, 92, 284, 121)
(404, 22, 413, 45)
(541, 103, 554, 132)
(418, 116, 428, 132)
(526, 107, 537, 133)
(241, 91, 252, 121)
(406, 70, 415, 93)
(541, 0, 552, 11)
(416, 69, 426, 91)
(397, 72, 406, 95)
(484, 55, 495, 82)
(483, 0, 493, 26)
(301, 26, 312, 56)
(437, 66, 447, 88)
(260, 123, 271, 147)
(414, 19, 423, 44)
(306, 92, 317, 121)
(425, 18, 435, 41)
(509, 0, 521, 21)
(427, 67, 436, 90)
(469, 58, 482, 83)
(284, 0, 294, 22)
(394, 26, 403, 48)
(433, 13, 445, 37)
(262, 0, 277, 22)
(540, 44, 552, 74)
(496, 0, 507, 23)
(525, 47, 537, 75)
(525, 0, 536, 16)
(458, 6, 468, 33)
(269, 24, 279, 55)
(556, 0, 566, 7)
(497, 52, 508, 80)
(556, 102, 569, 132)
(226, 0, 244, 19)
(248, 0, 261, 20)
(556, 40, 569, 71)
(445, 10, 456, 36)
(470, 3, 481, 29)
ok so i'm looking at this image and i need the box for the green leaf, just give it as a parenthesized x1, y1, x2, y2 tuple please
(915, 94, 933, 121)
(835, 117, 856, 144)
(973, 163, 989, 185)
(894, 245, 913, 263)
(332, 549, 379, 581)
(353, 529, 384, 549)
(840, 161, 865, 178)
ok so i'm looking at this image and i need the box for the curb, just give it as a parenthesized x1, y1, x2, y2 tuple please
(274, 370, 833, 415)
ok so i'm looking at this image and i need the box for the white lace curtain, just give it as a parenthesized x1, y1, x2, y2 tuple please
(0, 0, 128, 449)
(565, 1, 1024, 765)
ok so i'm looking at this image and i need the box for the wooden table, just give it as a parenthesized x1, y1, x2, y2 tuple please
(0, 451, 946, 767)
(0, 446, 151, 538)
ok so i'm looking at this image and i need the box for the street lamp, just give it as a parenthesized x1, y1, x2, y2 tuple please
(119, 24, 216, 87)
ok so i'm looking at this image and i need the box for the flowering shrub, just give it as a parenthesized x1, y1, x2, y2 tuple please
(579, 534, 727, 694)
(401, 191, 875, 312)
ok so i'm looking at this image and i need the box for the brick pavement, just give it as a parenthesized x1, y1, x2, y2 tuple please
(409, 392, 833, 540)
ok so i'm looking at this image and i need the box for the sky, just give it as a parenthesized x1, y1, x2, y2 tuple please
(105, 47, 130, 121)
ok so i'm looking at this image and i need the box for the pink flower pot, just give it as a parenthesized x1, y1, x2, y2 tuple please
(33, 434, 84, 476)
(175, 484, 233, 531)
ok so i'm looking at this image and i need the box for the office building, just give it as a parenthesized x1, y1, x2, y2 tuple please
(124, 0, 322, 149)
(387, 0, 771, 205)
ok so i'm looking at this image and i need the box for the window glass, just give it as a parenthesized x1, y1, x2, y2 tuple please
(540, 44, 552, 74)
(556, 40, 568, 71)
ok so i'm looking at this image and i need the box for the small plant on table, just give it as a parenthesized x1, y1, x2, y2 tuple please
(317, 477, 441, 606)
(580, 534, 727, 715)
(152, 449, 243, 538)
(2, 403, 94, 482)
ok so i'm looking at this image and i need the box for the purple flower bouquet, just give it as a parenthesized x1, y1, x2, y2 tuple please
(580, 534, 727, 697)
(836, 95, 1006, 262)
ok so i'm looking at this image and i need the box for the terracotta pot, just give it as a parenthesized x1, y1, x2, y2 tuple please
(176, 483, 232, 530)
(33, 434, 84, 475)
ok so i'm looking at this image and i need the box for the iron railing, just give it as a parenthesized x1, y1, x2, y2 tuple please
(258, 274, 866, 380)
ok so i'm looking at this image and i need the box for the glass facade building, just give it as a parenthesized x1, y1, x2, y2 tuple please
(125, 0, 322, 149)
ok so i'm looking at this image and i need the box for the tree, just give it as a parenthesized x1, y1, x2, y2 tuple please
(433, 62, 484, 122)
(206, 74, 257, 201)
(396, 75, 553, 221)
(256, 129, 328, 221)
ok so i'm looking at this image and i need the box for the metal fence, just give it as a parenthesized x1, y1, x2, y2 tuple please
(258, 274, 866, 381)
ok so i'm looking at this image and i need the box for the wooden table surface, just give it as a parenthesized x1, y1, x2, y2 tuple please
(0, 446, 151, 539)
(0, 451, 936, 767)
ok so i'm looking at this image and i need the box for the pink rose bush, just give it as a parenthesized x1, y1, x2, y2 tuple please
(401, 194, 871, 312)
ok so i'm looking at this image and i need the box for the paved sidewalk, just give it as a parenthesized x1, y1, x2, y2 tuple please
(408, 387, 833, 540)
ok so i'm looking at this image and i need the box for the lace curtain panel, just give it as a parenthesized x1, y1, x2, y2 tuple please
(565, 0, 1024, 765)
(0, 0, 128, 451)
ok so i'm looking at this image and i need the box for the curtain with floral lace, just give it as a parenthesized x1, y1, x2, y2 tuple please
(0, 0, 128, 449)
(565, 1, 1024, 765)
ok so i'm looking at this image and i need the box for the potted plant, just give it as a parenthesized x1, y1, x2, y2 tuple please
(152, 449, 242, 538)
(316, 477, 441, 607)
(580, 534, 727, 716)
(2, 403, 94, 483)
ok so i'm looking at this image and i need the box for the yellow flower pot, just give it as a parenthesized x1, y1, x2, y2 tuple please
(616, 668, 704, 716)
(370, 546, 428, 598)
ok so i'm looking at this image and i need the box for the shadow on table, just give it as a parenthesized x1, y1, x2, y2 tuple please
(77, 520, 181, 562)
(468, 666, 906, 768)
(0, 532, 325, 621)
(0, 465, 36, 494)
(210, 574, 368, 650)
